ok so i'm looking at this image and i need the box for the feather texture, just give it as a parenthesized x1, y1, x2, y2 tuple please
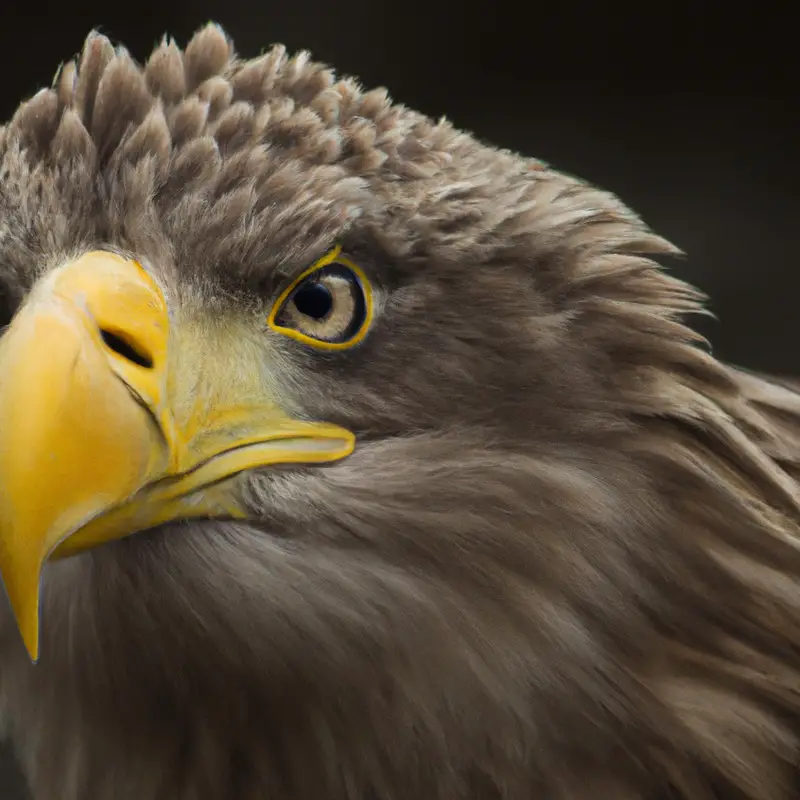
(0, 23, 798, 800)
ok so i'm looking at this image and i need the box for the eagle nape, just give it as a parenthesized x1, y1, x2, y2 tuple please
(0, 22, 799, 800)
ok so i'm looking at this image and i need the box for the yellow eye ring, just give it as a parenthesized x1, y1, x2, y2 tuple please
(267, 245, 374, 350)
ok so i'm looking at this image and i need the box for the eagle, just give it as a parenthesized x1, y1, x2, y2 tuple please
(0, 23, 799, 800)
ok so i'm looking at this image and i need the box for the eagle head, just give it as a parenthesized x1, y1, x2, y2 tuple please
(1, 23, 798, 800)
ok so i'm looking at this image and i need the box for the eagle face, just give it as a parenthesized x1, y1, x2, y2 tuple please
(2, 22, 796, 800)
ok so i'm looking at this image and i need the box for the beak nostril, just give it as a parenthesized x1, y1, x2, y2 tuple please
(100, 329, 154, 369)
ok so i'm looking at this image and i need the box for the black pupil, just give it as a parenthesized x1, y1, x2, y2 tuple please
(293, 281, 334, 320)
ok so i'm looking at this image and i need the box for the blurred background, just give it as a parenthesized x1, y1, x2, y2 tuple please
(0, 1, 795, 794)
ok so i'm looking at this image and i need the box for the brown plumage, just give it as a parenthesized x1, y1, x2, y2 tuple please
(0, 23, 799, 800)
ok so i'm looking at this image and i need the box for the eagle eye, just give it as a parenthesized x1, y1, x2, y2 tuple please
(268, 247, 373, 349)
(292, 281, 334, 320)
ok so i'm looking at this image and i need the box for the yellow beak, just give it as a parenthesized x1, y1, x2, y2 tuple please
(0, 251, 355, 661)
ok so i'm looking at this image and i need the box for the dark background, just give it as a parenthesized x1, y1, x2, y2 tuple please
(0, 2, 796, 796)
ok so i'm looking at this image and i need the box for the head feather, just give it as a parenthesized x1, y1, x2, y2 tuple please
(0, 23, 799, 800)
